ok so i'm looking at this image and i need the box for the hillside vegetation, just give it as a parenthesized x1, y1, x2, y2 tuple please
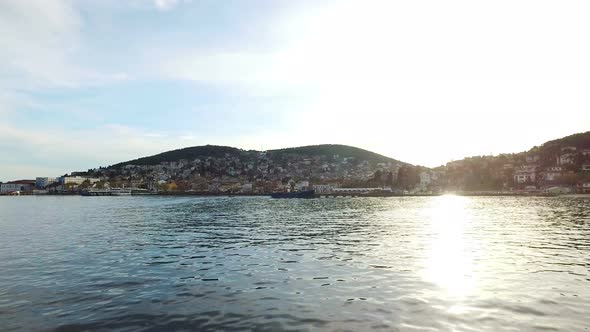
(111, 144, 403, 168)
(439, 131, 590, 191)
(267, 144, 401, 164)
(111, 145, 246, 168)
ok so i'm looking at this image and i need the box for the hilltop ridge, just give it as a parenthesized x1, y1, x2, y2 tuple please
(437, 131, 590, 191)
(111, 145, 245, 168)
(111, 144, 405, 169)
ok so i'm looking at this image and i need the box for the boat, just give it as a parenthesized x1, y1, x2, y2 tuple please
(81, 188, 112, 196)
(81, 188, 132, 196)
(270, 190, 315, 199)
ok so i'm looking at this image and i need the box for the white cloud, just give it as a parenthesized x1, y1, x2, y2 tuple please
(162, 0, 590, 85)
(158, 0, 590, 166)
(0, 123, 211, 180)
(0, 0, 128, 89)
(153, 0, 187, 10)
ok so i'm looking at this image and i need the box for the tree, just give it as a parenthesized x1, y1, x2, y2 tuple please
(397, 166, 419, 190)
(79, 179, 92, 189)
(386, 171, 394, 186)
(372, 169, 383, 186)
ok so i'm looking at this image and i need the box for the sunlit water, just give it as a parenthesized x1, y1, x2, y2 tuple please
(1, 196, 589, 331)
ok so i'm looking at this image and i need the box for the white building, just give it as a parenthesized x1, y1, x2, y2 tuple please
(241, 183, 253, 193)
(0, 180, 35, 193)
(296, 181, 310, 191)
(419, 171, 438, 185)
(36, 177, 58, 188)
(542, 167, 563, 181)
(558, 153, 575, 165)
(59, 176, 100, 185)
(514, 166, 536, 184)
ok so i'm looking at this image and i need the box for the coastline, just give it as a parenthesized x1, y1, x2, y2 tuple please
(4, 191, 587, 198)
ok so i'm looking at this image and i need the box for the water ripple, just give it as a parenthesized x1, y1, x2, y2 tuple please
(0, 196, 589, 331)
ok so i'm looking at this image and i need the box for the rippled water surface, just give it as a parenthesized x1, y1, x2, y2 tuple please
(1, 196, 590, 331)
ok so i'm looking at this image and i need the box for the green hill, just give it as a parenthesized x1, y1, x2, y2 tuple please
(267, 144, 403, 164)
(110, 144, 406, 168)
(110, 145, 247, 168)
(529, 131, 590, 155)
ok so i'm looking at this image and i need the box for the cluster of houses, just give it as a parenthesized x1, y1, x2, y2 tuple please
(1, 153, 407, 195)
(82, 152, 409, 194)
(437, 146, 590, 194)
(0, 176, 100, 195)
(3, 145, 590, 196)
(506, 146, 590, 193)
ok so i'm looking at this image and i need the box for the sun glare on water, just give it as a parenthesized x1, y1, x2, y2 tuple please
(422, 195, 480, 300)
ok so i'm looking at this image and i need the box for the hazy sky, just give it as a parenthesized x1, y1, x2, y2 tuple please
(1, 0, 589, 181)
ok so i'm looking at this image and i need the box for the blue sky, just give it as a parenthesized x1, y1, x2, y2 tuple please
(1, 0, 590, 181)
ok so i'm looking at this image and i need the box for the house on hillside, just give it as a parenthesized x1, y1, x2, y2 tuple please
(540, 166, 564, 182)
(59, 176, 100, 185)
(558, 153, 575, 165)
(514, 166, 536, 184)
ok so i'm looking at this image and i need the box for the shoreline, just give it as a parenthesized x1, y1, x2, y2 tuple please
(3, 192, 588, 198)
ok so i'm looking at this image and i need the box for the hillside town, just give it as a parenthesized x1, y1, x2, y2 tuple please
(2, 137, 590, 196)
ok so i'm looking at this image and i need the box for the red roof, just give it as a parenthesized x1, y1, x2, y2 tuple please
(7, 180, 35, 185)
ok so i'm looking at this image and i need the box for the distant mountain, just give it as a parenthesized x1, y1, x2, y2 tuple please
(110, 144, 407, 168)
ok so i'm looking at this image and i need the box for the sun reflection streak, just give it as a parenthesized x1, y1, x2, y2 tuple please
(422, 195, 478, 299)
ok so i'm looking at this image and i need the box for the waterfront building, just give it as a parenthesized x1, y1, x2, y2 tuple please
(331, 187, 382, 194)
(241, 183, 253, 193)
(36, 177, 58, 188)
(296, 181, 310, 191)
(0, 180, 36, 194)
(577, 182, 590, 194)
(312, 184, 334, 194)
